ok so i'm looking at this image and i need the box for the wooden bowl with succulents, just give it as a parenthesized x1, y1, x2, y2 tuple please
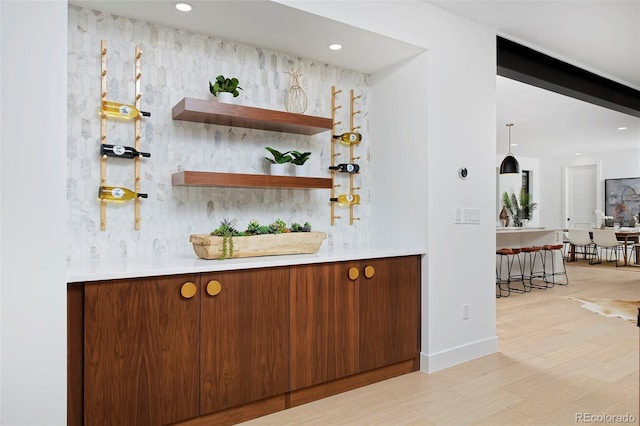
(190, 218, 327, 260)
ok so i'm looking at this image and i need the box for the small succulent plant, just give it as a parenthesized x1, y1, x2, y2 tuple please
(211, 218, 242, 259)
(209, 75, 243, 97)
(245, 220, 272, 235)
(269, 218, 289, 234)
(290, 221, 312, 232)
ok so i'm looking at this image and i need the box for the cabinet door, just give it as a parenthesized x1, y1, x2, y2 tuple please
(359, 256, 420, 372)
(200, 268, 289, 414)
(289, 263, 358, 390)
(84, 274, 200, 426)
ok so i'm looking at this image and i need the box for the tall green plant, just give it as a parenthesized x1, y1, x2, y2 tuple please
(502, 189, 537, 226)
(519, 190, 537, 221)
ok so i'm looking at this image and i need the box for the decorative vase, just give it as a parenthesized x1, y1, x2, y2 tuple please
(217, 92, 234, 103)
(285, 67, 308, 114)
(270, 163, 288, 176)
(499, 206, 510, 227)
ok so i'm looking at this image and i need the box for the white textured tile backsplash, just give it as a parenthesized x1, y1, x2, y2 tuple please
(67, 6, 371, 261)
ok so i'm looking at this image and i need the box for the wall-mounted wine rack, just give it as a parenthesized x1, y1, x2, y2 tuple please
(99, 40, 146, 230)
(330, 86, 362, 226)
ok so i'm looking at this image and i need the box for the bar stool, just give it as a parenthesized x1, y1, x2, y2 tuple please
(542, 244, 569, 286)
(521, 246, 546, 289)
(496, 248, 527, 295)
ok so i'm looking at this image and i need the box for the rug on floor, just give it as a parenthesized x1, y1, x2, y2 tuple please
(567, 297, 640, 324)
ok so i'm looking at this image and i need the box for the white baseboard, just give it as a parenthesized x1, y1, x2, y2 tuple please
(419, 336, 498, 373)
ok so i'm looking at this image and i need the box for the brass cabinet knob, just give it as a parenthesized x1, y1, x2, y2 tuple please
(348, 267, 359, 281)
(364, 265, 375, 279)
(180, 282, 197, 299)
(206, 280, 222, 296)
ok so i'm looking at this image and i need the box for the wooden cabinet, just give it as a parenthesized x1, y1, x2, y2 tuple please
(289, 262, 359, 390)
(83, 274, 201, 426)
(70, 255, 420, 425)
(289, 256, 420, 390)
(358, 256, 420, 372)
(199, 268, 289, 414)
(79, 268, 289, 425)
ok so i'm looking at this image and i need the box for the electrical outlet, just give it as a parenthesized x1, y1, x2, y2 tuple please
(463, 304, 470, 320)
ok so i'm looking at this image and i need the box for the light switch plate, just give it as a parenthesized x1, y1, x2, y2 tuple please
(463, 208, 481, 224)
(454, 208, 463, 224)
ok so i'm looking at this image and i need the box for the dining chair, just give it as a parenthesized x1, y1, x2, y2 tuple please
(629, 243, 640, 267)
(567, 229, 596, 262)
(591, 229, 624, 266)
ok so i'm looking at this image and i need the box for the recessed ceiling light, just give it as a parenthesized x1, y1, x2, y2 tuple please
(175, 2, 192, 12)
(574, 152, 582, 156)
(618, 126, 628, 130)
(328, 44, 342, 51)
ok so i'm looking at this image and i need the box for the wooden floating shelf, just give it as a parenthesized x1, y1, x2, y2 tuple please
(172, 171, 333, 189)
(172, 98, 333, 135)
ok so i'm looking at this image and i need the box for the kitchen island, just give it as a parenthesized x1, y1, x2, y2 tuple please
(496, 227, 564, 249)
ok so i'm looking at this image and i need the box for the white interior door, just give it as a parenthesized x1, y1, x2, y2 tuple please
(565, 164, 598, 229)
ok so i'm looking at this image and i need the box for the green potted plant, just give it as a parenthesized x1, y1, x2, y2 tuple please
(189, 217, 325, 260)
(264, 147, 292, 176)
(290, 150, 311, 176)
(502, 189, 537, 227)
(209, 74, 243, 103)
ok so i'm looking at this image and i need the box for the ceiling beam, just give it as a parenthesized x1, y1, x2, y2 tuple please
(497, 36, 640, 118)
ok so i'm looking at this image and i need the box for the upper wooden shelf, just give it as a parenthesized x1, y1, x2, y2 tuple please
(172, 98, 333, 135)
(172, 171, 333, 189)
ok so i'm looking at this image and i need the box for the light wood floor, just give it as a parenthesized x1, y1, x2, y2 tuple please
(241, 262, 639, 425)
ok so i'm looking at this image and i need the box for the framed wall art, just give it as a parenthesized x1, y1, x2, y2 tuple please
(604, 177, 640, 226)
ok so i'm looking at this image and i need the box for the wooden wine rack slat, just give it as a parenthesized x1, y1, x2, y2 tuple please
(99, 40, 145, 230)
(100, 41, 107, 231)
(330, 86, 342, 226)
(349, 89, 362, 225)
(134, 46, 142, 230)
(330, 87, 361, 226)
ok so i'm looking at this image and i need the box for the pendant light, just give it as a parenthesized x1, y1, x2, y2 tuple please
(500, 123, 520, 174)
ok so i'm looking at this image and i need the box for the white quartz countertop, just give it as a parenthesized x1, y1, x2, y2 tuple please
(67, 243, 427, 283)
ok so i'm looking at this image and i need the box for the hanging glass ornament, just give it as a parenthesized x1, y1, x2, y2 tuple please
(285, 67, 308, 114)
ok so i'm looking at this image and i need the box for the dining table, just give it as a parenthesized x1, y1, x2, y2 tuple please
(567, 228, 640, 266)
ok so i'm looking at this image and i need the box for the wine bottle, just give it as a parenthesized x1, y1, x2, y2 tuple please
(100, 144, 150, 159)
(101, 101, 151, 119)
(98, 186, 148, 201)
(330, 194, 360, 206)
(329, 163, 360, 174)
(332, 132, 362, 145)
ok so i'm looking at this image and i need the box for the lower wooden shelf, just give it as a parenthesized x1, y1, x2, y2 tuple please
(172, 171, 332, 189)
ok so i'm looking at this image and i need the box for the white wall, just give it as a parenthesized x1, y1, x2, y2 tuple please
(66, 6, 372, 261)
(278, 1, 498, 372)
(1, 1, 68, 424)
(539, 148, 640, 229)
